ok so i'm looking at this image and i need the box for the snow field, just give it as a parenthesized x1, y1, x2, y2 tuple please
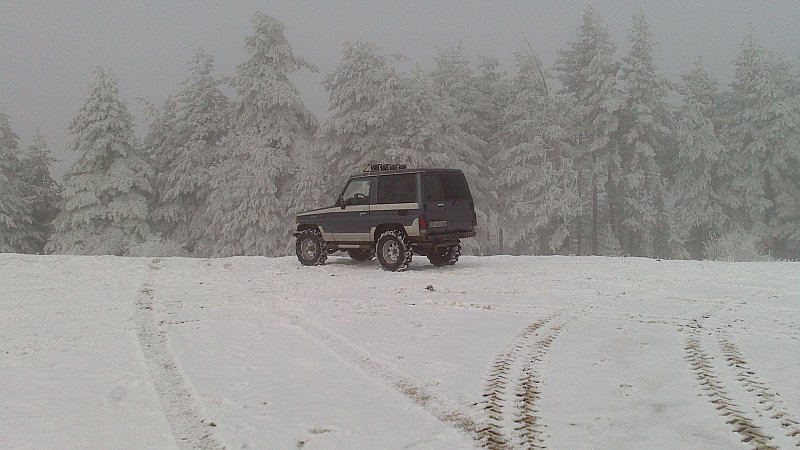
(1, 254, 798, 449)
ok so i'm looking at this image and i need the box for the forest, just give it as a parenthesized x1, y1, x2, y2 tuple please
(1, 7, 798, 260)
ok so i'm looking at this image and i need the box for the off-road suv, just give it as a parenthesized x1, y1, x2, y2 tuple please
(293, 164, 477, 271)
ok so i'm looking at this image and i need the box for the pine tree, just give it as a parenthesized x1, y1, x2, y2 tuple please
(618, 11, 672, 257)
(722, 32, 800, 258)
(145, 48, 228, 254)
(555, 5, 623, 256)
(318, 39, 405, 190)
(18, 130, 59, 253)
(394, 68, 495, 254)
(0, 106, 37, 253)
(319, 41, 498, 253)
(47, 67, 152, 255)
(430, 45, 501, 253)
(204, 12, 318, 256)
(668, 58, 726, 258)
(496, 52, 583, 254)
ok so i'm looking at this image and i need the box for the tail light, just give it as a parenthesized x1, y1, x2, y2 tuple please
(419, 215, 428, 230)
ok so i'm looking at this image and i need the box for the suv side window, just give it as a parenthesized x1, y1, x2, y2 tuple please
(377, 174, 417, 204)
(423, 174, 443, 202)
(341, 178, 371, 206)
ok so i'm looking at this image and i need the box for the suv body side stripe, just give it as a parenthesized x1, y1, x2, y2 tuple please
(370, 202, 419, 211)
(297, 205, 369, 216)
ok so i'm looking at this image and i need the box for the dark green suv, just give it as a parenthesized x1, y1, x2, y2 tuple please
(293, 164, 477, 271)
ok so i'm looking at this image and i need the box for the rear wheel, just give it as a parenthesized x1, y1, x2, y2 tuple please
(295, 229, 327, 266)
(427, 242, 461, 267)
(347, 249, 374, 262)
(376, 230, 412, 271)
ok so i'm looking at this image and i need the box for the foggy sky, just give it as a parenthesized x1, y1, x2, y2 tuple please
(1, 0, 798, 180)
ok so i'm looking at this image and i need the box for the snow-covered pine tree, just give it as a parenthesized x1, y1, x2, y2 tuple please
(429, 45, 497, 253)
(618, 11, 672, 257)
(721, 32, 800, 259)
(318, 39, 405, 193)
(204, 12, 318, 256)
(0, 106, 37, 253)
(474, 55, 510, 152)
(18, 130, 59, 253)
(389, 67, 494, 254)
(668, 58, 726, 259)
(555, 5, 623, 256)
(145, 48, 228, 254)
(475, 55, 510, 252)
(46, 67, 152, 255)
(495, 51, 583, 254)
(431, 44, 483, 139)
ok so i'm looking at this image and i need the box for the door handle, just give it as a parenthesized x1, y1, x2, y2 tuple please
(360, 212, 367, 215)
(437, 203, 445, 207)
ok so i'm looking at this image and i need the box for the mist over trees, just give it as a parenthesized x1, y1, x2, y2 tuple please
(2, 8, 798, 260)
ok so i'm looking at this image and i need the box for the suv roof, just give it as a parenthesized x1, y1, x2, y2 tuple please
(351, 167, 465, 178)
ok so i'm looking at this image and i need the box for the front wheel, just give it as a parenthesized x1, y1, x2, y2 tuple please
(376, 230, 412, 271)
(427, 242, 461, 267)
(296, 229, 327, 266)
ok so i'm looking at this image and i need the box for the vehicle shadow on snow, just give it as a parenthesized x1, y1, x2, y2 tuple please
(323, 256, 458, 272)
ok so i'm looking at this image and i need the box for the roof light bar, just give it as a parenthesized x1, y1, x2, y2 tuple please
(362, 164, 408, 173)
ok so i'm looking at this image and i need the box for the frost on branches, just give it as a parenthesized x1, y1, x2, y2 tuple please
(317, 39, 405, 191)
(668, 58, 726, 259)
(618, 11, 672, 257)
(430, 44, 504, 253)
(555, 5, 623, 256)
(0, 106, 38, 253)
(204, 12, 318, 257)
(18, 131, 59, 253)
(721, 32, 800, 258)
(495, 52, 583, 254)
(318, 40, 495, 253)
(47, 67, 152, 256)
(145, 48, 228, 255)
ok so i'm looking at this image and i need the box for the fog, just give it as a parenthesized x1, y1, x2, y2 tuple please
(1, 0, 798, 180)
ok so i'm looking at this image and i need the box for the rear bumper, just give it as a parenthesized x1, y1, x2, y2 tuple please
(416, 230, 475, 245)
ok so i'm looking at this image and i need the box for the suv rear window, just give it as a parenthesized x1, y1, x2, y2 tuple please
(425, 173, 471, 202)
(377, 174, 417, 204)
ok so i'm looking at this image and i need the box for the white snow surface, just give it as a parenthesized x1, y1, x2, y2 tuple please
(1, 254, 798, 449)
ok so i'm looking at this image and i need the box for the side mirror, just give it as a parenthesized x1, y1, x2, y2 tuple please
(339, 196, 347, 209)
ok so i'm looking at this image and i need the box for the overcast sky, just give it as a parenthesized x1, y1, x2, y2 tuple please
(1, 1, 798, 179)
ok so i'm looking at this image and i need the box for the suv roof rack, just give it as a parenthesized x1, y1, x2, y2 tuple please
(362, 163, 408, 174)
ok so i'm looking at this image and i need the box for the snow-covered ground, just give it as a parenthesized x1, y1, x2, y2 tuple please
(1, 253, 798, 449)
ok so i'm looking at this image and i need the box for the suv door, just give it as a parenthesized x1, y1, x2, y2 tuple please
(372, 173, 419, 236)
(422, 173, 448, 233)
(331, 177, 372, 242)
(438, 172, 474, 233)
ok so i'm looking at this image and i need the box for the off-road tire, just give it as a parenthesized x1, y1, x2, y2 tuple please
(347, 249, 374, 262)
(296, 229, 328, 266)
(427, 242, 461, 266)
(376, 230, 413, 272)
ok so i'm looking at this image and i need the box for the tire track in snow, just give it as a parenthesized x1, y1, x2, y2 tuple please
(476, 303, 595, 449)
(682, 315, 777, 449)
(234, 271, 479, 440)
(715, 330, 800, 447)
(135, 266, 223, 450)
(267, 297, 478, 436)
